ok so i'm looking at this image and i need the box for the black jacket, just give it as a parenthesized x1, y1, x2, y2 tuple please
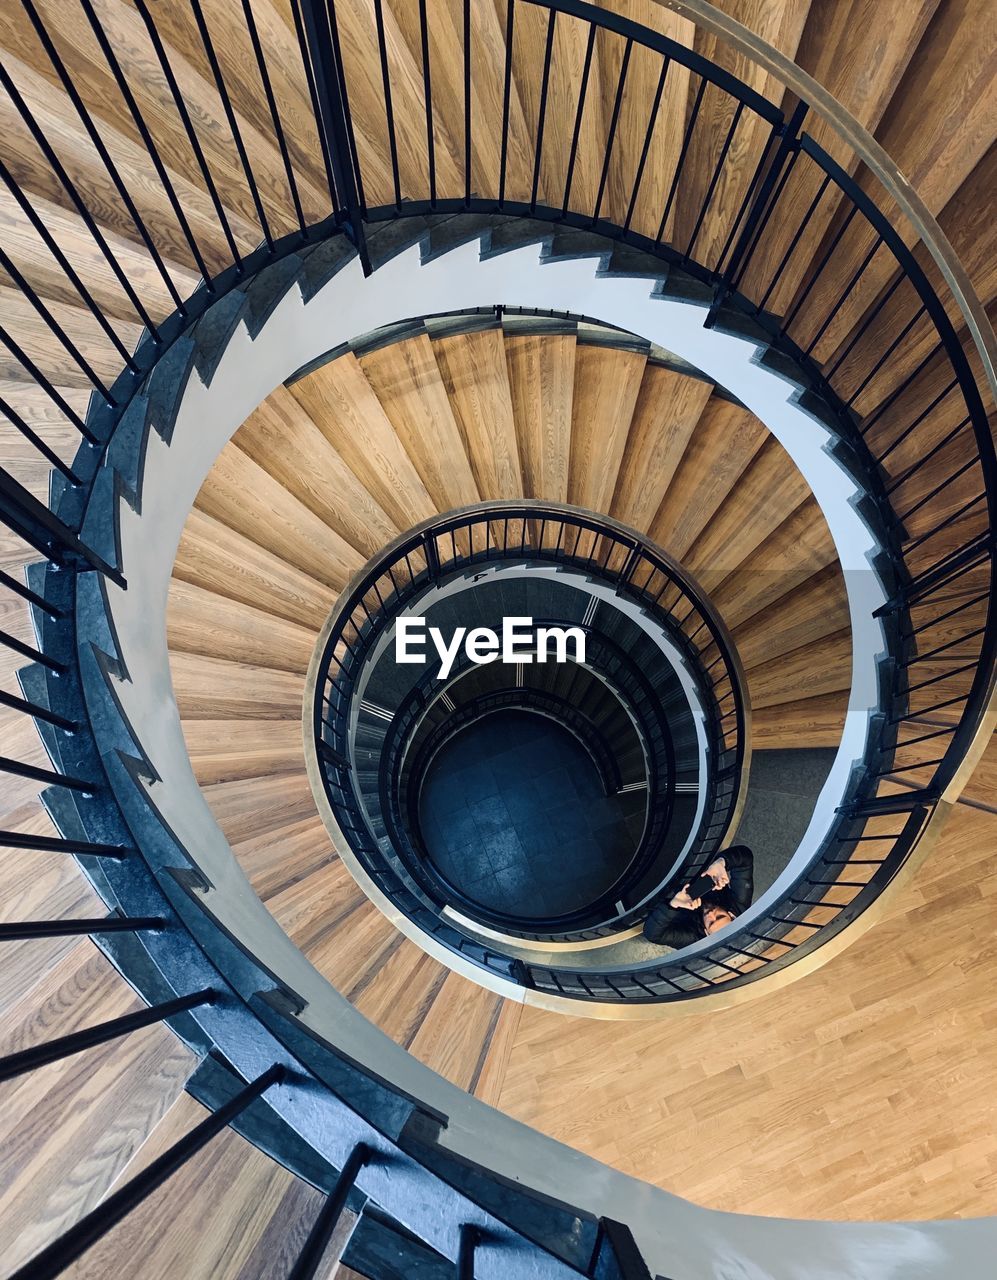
(642, 846, 754, 948)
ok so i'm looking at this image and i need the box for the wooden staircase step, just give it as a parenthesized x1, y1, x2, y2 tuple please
(69, 1090, 320, 1280)
(201, 772, 317, 846)
(287, 353, 437, 534)
(650, 397, 768, 559)
(684, 435, 813, 576)
(167, 578, 315, 674)
(308, 898, 405, 995)
(194, 442, 363, 592)
(504, 330, 575, 504)
(0, 45, 245, 281)
(471, 998, 524, 1108)
(611, 364, 713, 535)
(746, 628, 853, 708)
(432, 328, 524, 501)
(0, 285, 141, 388)
(732, 563, 851, 671)
(232, 387, 399, 559)
(358, 334, 480, 515)
(0, 942, 194, 1276)
(0, 802, 104, 1021)
(751, 692, 849, 748)
(351, 938, 449, 1047)
(406, 971, 506, 1094)
(709, 497, 839, 628)
(181, 718, 305, 787)
(173, 507, 335, 630)
(568, 344, 646, 514)
(170, 651, 304, 721)
(263, 857, 368, 957)
(230, 814, 336, 904)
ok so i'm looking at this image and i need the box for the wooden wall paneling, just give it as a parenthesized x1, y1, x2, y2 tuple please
(433, 328, 524, 501)
(288, 355, 438, 534)
(567, 344, 646, 513)
(504, 331, 575, 504)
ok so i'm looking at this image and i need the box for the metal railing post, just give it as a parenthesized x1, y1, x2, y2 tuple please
(298, 0, 372, 273)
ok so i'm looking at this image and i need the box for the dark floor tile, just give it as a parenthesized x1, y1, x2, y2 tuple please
(440, 805, 479, 853)
(469, 792, 510, 836)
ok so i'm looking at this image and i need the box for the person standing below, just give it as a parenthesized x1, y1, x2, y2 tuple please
(642, 845, 754, 948)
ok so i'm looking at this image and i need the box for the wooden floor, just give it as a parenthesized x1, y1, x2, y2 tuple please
(494, 796, 997, 1221)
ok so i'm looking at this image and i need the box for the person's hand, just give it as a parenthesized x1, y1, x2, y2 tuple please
(706, 858, 729, 889)
(670, 884, 702, 910)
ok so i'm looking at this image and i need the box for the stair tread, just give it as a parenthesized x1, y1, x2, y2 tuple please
(232, 386, 399, 559)
(173, 507, 335, 630)
(170, 650, 305, 722)
(195, 442, 363, 592)
(167, 578, 315, 675)
(69, 1091, 320, 1280)
(181, 718, 306, 787)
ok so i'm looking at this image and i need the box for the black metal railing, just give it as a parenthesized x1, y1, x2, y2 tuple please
(369, 621, 687, 940)
(311, 502, 747, 963)
(0, 0, 993, 1264)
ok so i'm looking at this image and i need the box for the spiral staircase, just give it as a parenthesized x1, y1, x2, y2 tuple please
(0, 0, 994, 1276)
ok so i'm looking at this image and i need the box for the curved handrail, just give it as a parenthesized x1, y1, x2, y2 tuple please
(311, 501, 749, 956)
